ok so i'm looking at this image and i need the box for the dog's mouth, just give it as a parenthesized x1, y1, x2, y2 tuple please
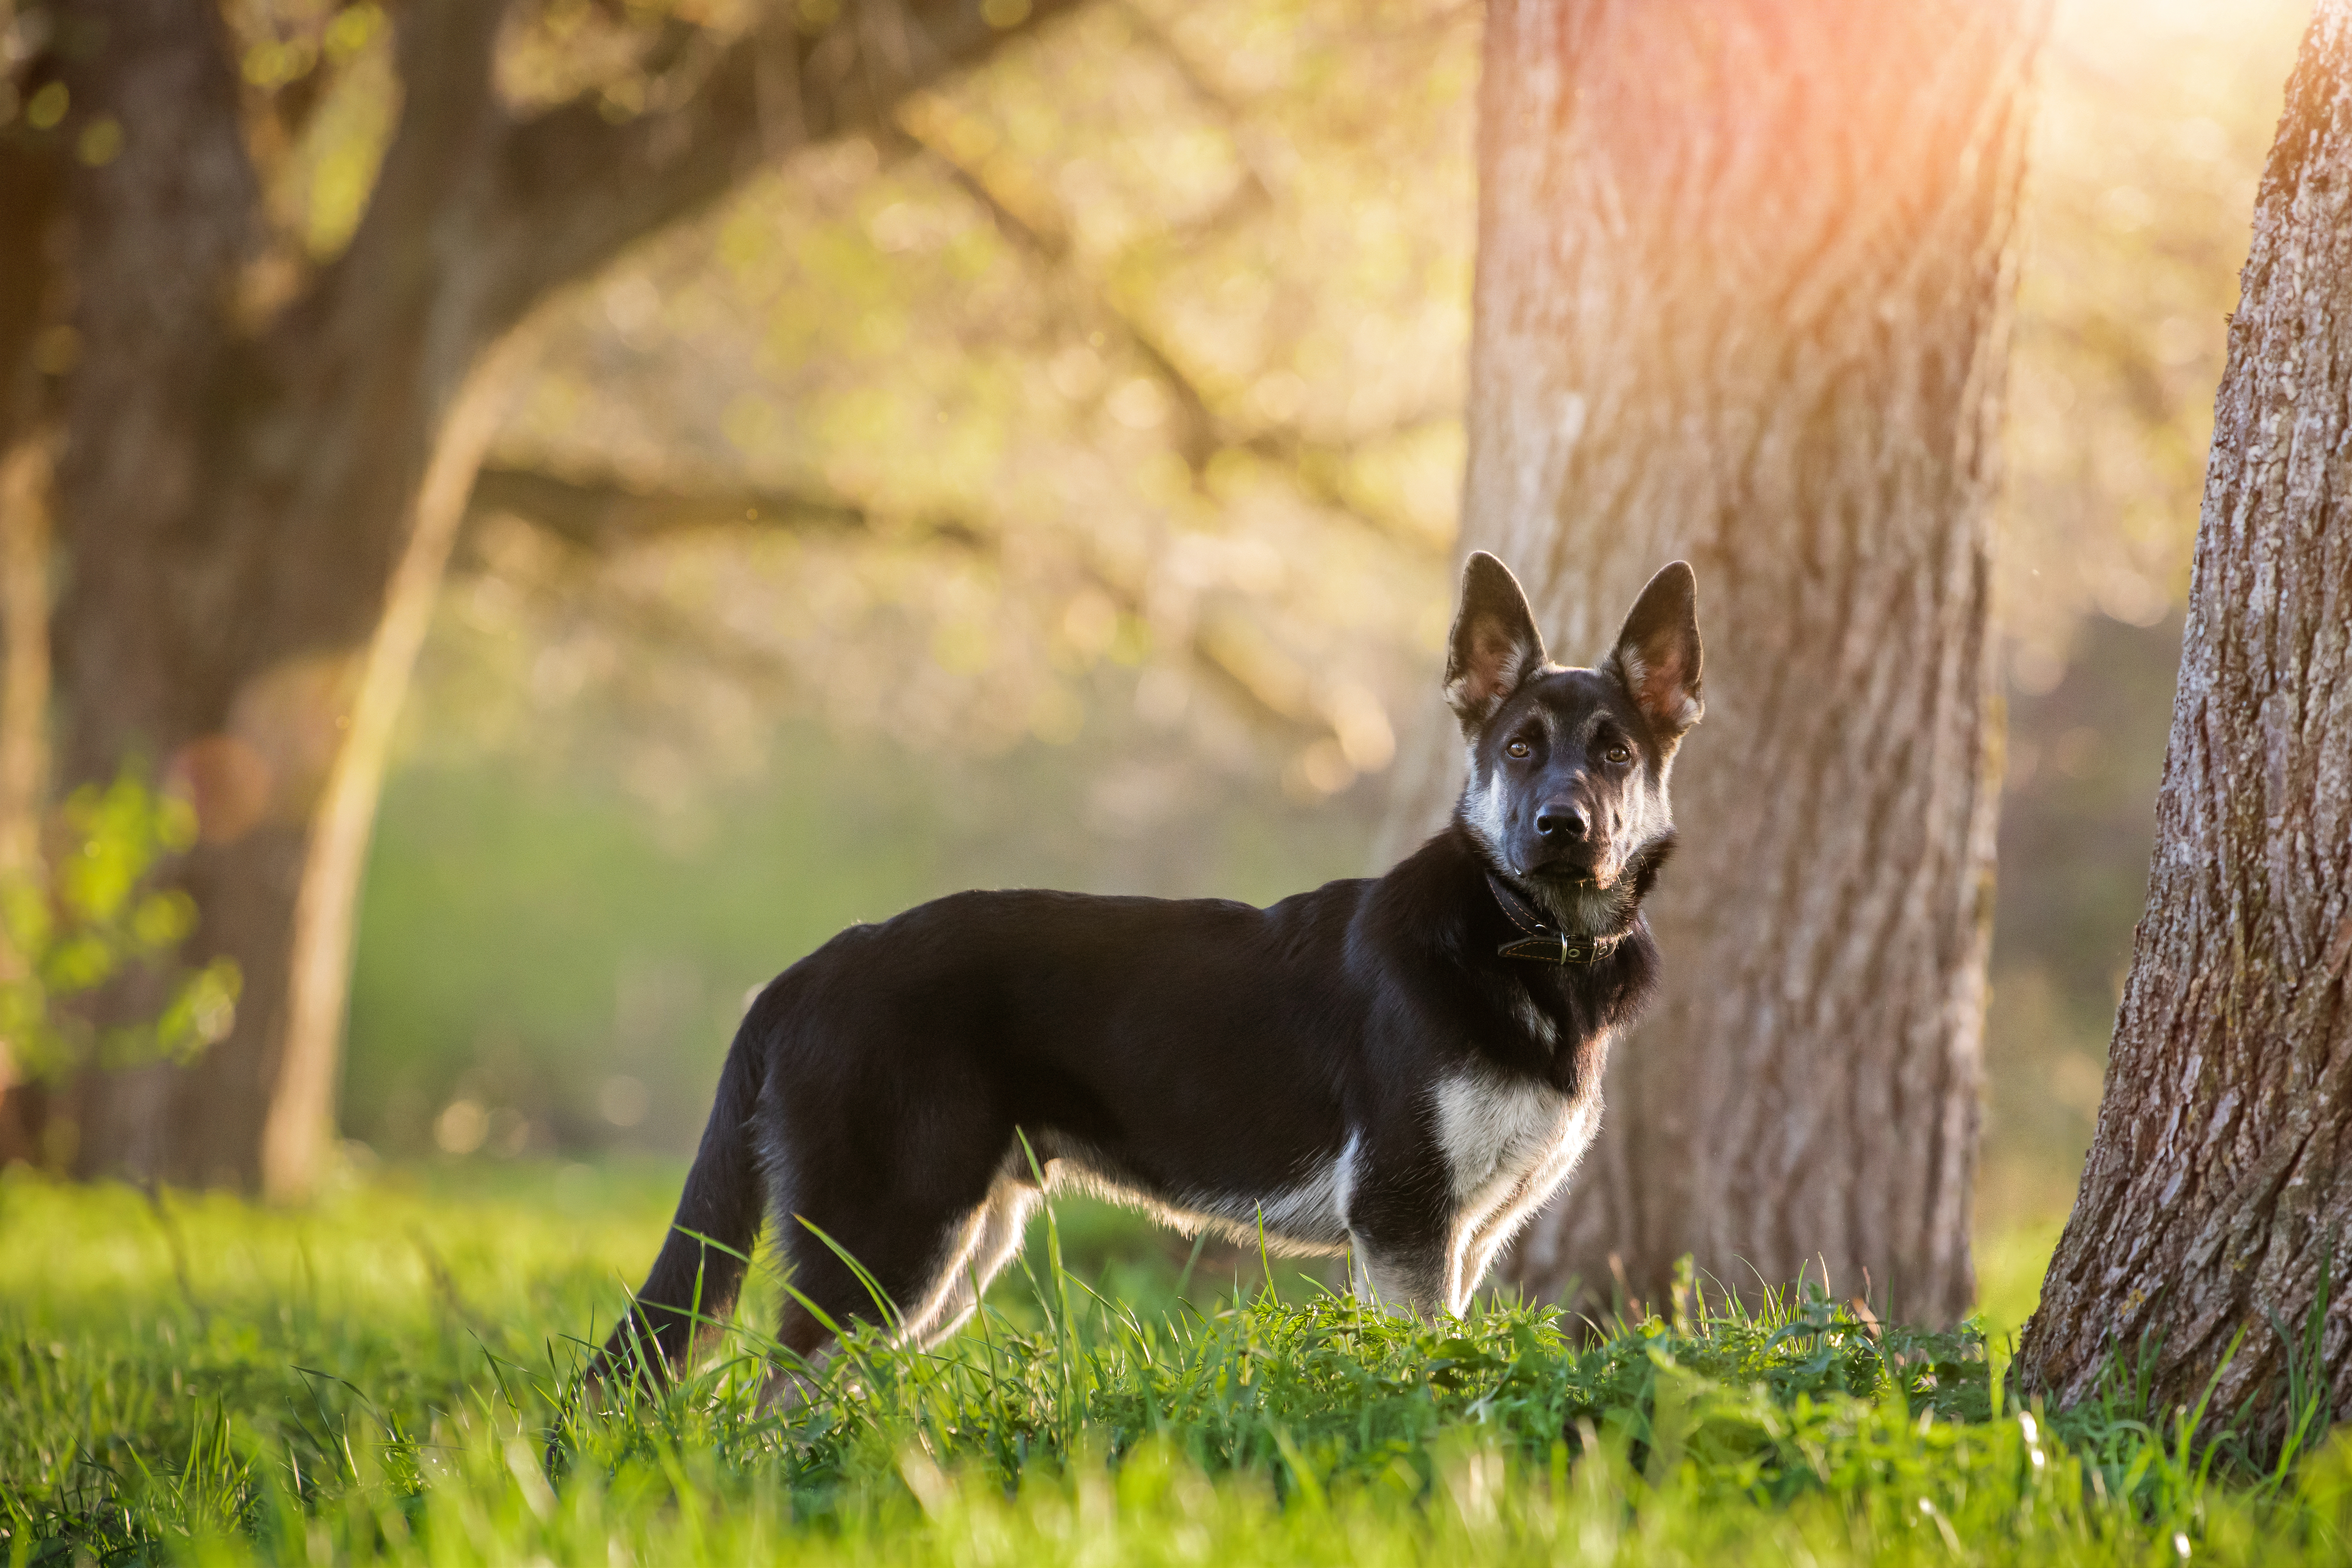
(1526, 854, 1619, 890)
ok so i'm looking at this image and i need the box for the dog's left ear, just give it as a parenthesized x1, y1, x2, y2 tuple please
(1607, 562, 1703, 739)
(1445, 552, 1548, 726)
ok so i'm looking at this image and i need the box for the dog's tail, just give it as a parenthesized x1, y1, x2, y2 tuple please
(589, 1013, 768, 1390)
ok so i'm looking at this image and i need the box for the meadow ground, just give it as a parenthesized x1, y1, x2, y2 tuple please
(3, 1163, 2346, 1567)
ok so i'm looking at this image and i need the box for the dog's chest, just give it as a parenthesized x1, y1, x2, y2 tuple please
(1430, 1071, 1584, 1204)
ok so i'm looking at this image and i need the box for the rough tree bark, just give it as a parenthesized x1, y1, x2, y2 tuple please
(1385, 0, 2046, 1323)
(2018, 1, 2352, 1421)
(8, 0, 1079, 1196)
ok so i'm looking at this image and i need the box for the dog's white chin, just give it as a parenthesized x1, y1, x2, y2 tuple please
(1531, 873, 1636, 936)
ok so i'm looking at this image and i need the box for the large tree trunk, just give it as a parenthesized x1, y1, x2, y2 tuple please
(51, 0, 515, 1190)
(2017, 1, 2352, 1423)
(21, 0, 1082, 1196)
(1390, 0, 2045, 1323)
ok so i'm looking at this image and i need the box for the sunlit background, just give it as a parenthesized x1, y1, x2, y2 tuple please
(270, 0, 2314, 1288)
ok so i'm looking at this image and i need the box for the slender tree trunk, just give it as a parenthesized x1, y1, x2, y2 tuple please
(0, 433, 51, 1166)
(2017, 1, 2352, 1422)
(1388, 0, 2045, 1323)
(0, 436, 51, 896)
(260, 331, 534, 1201)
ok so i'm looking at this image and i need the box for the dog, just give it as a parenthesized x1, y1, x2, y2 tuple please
(594, 552, 1702, 1390)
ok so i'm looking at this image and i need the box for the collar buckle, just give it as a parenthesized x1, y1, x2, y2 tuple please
(1486, 872, 1611, 965)
(1498, 932, 1600, 965)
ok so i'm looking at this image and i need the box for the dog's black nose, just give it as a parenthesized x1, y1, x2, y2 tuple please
(1534, 803, 1587, 840)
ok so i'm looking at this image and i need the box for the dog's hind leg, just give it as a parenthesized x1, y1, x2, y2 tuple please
(591, 1034, 767, 1391)
(755, 1203, 964, 1410)
(897, 1173, 1038, 1348)
(758, 1179, 1033, 1410)
(759, 1122, 1016, 1393)
(757, 1189, 1000, 1410)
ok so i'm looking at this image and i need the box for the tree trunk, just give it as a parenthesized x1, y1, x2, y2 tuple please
(2017, 0, 2352, 1423)
(0, 433, 53, 1167)
(50, 0, 508, 1190)
(22, 0, 1084, 1194)
(1389, 0, 2045, 1323)
(258, 332, 536, 1202)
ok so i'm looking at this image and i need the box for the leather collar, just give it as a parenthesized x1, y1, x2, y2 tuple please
(1485, 871, 1624, 965)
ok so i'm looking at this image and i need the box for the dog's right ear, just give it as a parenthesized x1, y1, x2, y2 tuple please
(1606, 561, 1703, 740)
(1444, 552, 1548, 727)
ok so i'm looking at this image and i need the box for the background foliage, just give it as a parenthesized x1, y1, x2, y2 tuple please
(0, 774, 241, 1097)
(290, 0, 2306, 1243)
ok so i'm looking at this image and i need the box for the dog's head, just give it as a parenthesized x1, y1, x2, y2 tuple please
(1444, 553, 1703, 930)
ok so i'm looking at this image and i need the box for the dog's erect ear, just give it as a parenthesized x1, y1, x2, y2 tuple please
(1606, 561, 1704, 738)
(1444, 552, 1548, 725)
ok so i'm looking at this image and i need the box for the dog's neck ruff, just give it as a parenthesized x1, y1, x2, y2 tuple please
(1485, 872, 1628, 965)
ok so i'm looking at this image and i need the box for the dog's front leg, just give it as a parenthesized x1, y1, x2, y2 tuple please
(1342, 1132, 1456, 1317)
(1345, 1213, 1449, 1316)
(1345, 1241, 1449, 1316)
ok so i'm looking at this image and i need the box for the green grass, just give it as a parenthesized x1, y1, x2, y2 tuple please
(4, 1164, 2347, 1567)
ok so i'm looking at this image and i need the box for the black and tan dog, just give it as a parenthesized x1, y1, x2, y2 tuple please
(596, 552, 1702, 1388)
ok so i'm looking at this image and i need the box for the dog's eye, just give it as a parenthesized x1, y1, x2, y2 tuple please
(1605, 744, 1631, 765)
(1505, 739, 1531, 759)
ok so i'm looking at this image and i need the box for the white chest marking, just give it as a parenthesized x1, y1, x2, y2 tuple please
(1432, 1072, 1579, 1208)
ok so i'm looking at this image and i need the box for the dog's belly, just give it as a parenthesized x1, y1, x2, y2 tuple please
(1032, 1132, 1356, 1257)
(1431, 1071, 1591, 1216)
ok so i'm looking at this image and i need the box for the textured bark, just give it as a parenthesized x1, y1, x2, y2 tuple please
(2016, 1, 2352, 1421)
(1386, 0, 2045, 1323)
(24, 0, 1082, 1193)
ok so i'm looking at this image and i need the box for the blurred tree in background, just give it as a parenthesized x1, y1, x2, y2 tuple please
(377, 0, 2306, 1258)
(0, 0, 1477, 1199)
(0, 0, 1098, 1196)
(0, 771, 242, 1170)
(1398, 0, 2045, 1326)
(356, 0, 1478, 1167)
